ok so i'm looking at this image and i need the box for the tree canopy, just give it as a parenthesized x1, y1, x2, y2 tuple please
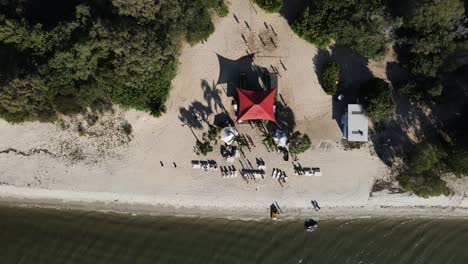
(0, 0, 226, 122)
(321, 61, 339, 95)
(289, 131, 311, 155)
(396, 0, 464, 77)
(358, 78, 395, 121)
(255, 0, 283, 13)
(292, 0, 397, 59)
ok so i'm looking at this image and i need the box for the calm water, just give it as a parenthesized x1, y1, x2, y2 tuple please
(0, 206, 467, 264)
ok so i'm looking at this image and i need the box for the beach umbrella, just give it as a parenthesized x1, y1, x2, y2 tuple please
(274, 130, 288, 148)
(221, 127, 238, 145)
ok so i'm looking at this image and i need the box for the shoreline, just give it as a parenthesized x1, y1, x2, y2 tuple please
(1, 186, 468, 221)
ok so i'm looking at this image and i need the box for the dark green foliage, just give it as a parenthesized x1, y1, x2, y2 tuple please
(396, 79, 445, 101)
(358, 78, 394, 121)
(397, 143, 449, 197)
(398, 173, 449, 198)
(204, 125, 221, 143)
(120, 121, 132, 136)
(0, 76, 55, 122)
(396, 81, 424, 101)
(321, 61, 339, 95)
(291, 6, 333, 48)
(0, 0, 224, 122)
(289, 131, 311, 155)
(408, 143, 440, 174)
(255, 0, 283, 13)
(215, 2, 229, 17)
(447, 147, 468, 176)
(262, 131, 277, 151)
(292, 0, 397, 59)
(397, 0, 464, 77)
(195, 140, 213, 156)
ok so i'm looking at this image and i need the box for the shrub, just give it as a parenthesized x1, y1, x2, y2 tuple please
(291, 0, 395, 59)
(358, 78, 394, 121)
(254, 0, 283, 13)
(396, 80, 445, 102)
(291, 7, 332, 48)
(195, 140, 213, 156)
(398, 173, 449, 198)
(396, 143, 450, 198)
(408, 143, 440, 174)
(289, 131, 311, 155)
(426, 83, 444, 97)
(321, 61, 339, 95)
(121, 121, 133, 136)
(396, 81, 424, 101)
(446, 146, 468, 177)
(215, 2, 229, 17)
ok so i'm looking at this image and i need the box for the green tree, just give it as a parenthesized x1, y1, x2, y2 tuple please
(397, 143, 449, 197)
(0, 17, 50, 56)
(321, 61, 339, 95)
(289, 131, 311, 155)
(255, 0, 283, 13)
(111, 0, 159, 23)
(398, 173, 449, 198)
(291, 6, 332, 48)
(447, 147, 468, 176)
(291, 0, 397, 59)
(358, 78, 394, 121)
(262, 131, 277, 151)
(398, 0, 464, 77)
(0, 77, 55, 122)
(408, 143, 440, 174)
(195, 140, 213, 156)
(0, 0, 226, 122)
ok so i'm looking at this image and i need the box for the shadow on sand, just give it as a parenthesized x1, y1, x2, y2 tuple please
(312, 45, 374, 133)
(216, 53, 270, 97)
(178, 101, 213, 130)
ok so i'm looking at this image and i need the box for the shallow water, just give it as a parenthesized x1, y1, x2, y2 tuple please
(0, 206, 467, 264)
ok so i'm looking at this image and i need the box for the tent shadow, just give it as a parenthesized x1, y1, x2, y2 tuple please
(215, 53, 270, 97)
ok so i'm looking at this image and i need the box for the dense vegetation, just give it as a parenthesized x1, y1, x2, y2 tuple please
(289, 131, 311, 155)
(321, 61, 339, 95)
(292, 0, 397, 59)
(395, 0, 465, 77)
(254, 0, 283, 13)
(358, 78, 395, 121)
(0, 0, 226, 122)
(398, 143, 449, 197)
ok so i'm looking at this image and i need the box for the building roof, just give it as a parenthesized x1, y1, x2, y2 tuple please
(237, 88, 276, 123)
(347, 104, 368, 142)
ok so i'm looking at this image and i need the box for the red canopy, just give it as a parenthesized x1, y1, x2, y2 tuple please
(237, 88, 277, 123)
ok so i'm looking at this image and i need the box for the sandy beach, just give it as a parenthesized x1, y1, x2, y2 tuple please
(0, 0, 467, 219)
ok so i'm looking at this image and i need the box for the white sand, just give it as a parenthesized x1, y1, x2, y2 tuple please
(0, 0, 467, 219)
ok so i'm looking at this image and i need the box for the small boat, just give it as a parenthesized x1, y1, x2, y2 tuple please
(304, 219, 318, 232)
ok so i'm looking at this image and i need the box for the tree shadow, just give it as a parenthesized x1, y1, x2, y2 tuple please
(386, 62, 411, 86)
(369, 88, 443, 166)
(201, 79, 227, 114)
(273, 101, 296, 134)
(178, 101, 213, 130)
(328, 45, 374, 133)
(215, 53, 270, 97)
(279, 0, 310, 24)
